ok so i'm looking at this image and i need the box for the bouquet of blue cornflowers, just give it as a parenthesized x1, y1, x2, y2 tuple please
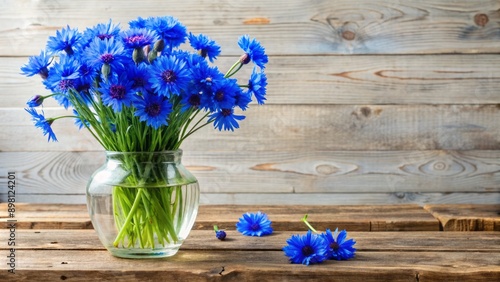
(21, 16, 268, 250)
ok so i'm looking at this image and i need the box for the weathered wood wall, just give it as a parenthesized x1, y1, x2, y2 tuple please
(0, 0, 499, 204)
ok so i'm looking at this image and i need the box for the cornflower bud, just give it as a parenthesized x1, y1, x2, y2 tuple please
(153, 39, 165, 52)
(26, 95, 44, 107)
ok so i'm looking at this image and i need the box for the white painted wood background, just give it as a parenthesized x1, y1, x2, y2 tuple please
(0, 0, 499, 205)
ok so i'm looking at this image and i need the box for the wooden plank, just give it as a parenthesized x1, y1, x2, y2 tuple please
(2, 192, 500, 206)
(1, 0, 499, 56)
(0, 250, 498, 281)
(0, 204, 440, 231)
(7, 54, 500, 108)
(1, 151, 498, 197)
(1, 230, 500, 253)
(424, 204, 500, 231)
(2, 105, 500, 152)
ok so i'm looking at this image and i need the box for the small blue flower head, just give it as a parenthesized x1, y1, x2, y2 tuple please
(81, 20, 121, 48)
(215, 230, 227, 240)
(283, 230, 329, 265)
(188, 33, 221, 62)
(236, 211, 273, 236)
(321, 228, 356, 261)
(26, 95, 44, 107)
(25, 108, 57, 142)
(238, 35, 268, 69)
(247, 67, 267, 105)
(21, 51, 51, 79)
(46, 25, 82, 55)
(99, 73, 135, 112)
(210, 108, 245, 131)
(120, 28, 158, 49)
(133, 92, 172, 129)
(149, 55, 190, 98)
(83, 37, 127, 76)
(127, 63, 152, 94)
(144, 16, 187, 50)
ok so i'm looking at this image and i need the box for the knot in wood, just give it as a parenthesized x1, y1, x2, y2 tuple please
(342, 30, 356, 41)
(474, 13, 489, 27)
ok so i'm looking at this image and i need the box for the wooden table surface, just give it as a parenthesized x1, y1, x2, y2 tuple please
(1, 204, 499, 281)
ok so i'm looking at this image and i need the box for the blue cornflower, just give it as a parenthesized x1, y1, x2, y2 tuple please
(129, 17, 148, 29)
(235, 211, 273, 236)
(181, 91, 202, 112)
(321, 228, 356, 261)
(99, 73, 134, 112)
(215, 230, 227, 240)
(238, 35, 268, 69)
(127, 63, 152, 94)
(210, 108, 245, 131)
(144, 16, 187, 50)
(213, 225, 226, 240)
(46, 25, 82, 55)
(133, 92, 172, 129)
(234, 90, 252, 111)
(247, 67, 267, 105)
(149, 55, 190, 97)
(81, 20, 121, 48)
(188, 33, 221, 62)
(121, 28, 158, 49)
(26, 95, 44, 107)
(25, 108, 57, 142)
(209, 79, 239, 111)
(283, 230, 329, 265)
(21, 51, 51, 79)
(83, 37, 127, 75)
(43, 55, 81, 108)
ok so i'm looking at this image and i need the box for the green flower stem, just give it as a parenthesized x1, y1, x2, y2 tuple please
(224, 60, 243, 78)
(113, 187, 145, 247)
(301, 214, 319, 234)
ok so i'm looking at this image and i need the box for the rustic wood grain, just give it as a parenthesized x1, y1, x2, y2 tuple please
(0, 250, 498, 281)
(3, 192, 499, 206)
(2, 0, 499, 207)
(8, 54, 500, 107)
(0, 204, 440, 231)
(2, 229, 499, 252)
(1, 0, 499, 56)
(2, 105, 500, 152)
(424, 204, 500, 231)
(1, 151, 498, 199)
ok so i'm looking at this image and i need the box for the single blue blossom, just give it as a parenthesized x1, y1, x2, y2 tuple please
(236, 211, 273, 236)
(26, 95, 44, 107)
(46, 25, 82, 55)
(210, 108, 245, 131)
(121, 28, 158, 49)
(234, 91, 252, 111)
(238, 35, 268, 69)
(25, 108, 57, 142)
(127, 63, 152, 94)
(247, 67, 267, 105)
(133, 92, 172, 129)
(83, 37, 127, 75)
(213, 225, 226, 240)
(81, 20, 121, 48)
(209, 79, 239, 111)
(149, 55, 190, 97)
(144, 16, 187, 50)
(99, 73, 135, 112)
(321, 228, 356, 261)
(283, 230, 329, 265)
(21, 51, 51, 79)
(43, 55, 81, 108)
(188, 33, 221, 62)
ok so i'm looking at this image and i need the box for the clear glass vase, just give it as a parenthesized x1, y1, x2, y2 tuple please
(86, 150, 199, 259)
